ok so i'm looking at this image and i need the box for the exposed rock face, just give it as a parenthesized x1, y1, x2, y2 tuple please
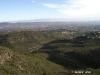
(0, 46, 13, 64)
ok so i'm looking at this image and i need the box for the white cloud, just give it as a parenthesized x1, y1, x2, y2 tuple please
(42, 0, 100, 19)
(42, 4, 59, 8)
(59, 0, 100, 18)
(42, 3, 69, 9)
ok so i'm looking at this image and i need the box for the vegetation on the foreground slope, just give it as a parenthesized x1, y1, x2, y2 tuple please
(0, 46, 69, 75)
(0, 31, 100, 75)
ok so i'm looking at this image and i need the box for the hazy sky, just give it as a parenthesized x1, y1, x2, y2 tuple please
(0, 0, 100, 22)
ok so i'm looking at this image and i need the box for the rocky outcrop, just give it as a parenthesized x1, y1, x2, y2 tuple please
(0, 46, 13, 64)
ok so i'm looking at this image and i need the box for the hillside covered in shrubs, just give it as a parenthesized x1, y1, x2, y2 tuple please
(0, 31, 100, 75)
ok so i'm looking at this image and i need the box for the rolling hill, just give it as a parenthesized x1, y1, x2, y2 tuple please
(0, 31, 100, 75)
